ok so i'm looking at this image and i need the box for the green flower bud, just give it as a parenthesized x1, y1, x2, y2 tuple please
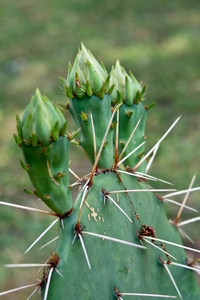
(66, 43, 108, 98)
(110, 60, 143, 106)
(20, 88, 67, 147)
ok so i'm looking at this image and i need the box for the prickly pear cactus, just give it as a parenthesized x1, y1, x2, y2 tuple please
(4, 44, 200, 299)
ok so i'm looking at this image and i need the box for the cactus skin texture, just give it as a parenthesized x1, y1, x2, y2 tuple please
(14, 45, 200, 299)
(46, 173, 200, 299)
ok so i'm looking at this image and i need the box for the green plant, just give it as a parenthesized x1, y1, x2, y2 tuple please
(1, 44, 200, 299)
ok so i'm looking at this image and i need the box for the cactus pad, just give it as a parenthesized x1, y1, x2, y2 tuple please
(3, 44, 200, 300)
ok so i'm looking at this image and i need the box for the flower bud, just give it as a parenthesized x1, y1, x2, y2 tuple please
(110, 60, 143, 106)
(20, 89, 67, 146)
(66, 43, 108, 98)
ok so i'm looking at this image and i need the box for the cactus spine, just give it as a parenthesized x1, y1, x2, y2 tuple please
(2, 44, 200, 299)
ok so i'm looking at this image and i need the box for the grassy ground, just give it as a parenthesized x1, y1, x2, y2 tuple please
(0, 0, 200, 298)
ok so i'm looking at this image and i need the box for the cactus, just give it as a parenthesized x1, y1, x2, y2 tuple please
(1, 44, 200, 299)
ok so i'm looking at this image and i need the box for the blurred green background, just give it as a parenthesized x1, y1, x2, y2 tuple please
(0, 0, 200, 298)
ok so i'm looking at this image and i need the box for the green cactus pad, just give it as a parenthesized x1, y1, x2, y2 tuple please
(13, 45, 200, 300)
(21, 136, 72, 217)
(18, 89, 73, 216)
(68, 94, 114, 169)
(43, 171, 200, 299)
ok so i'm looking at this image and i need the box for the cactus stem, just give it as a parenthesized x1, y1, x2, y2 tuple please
(24, 218, 59, 254)
(40, 236, 59, 250)
(142, 238, 176, 260)
(117, 116, 142, 165)
(69, 168, 82, 182)
(78, 233, 91, 270)
(145, 144, 159, 173)
(106, 194, 133, 223)
(81, 231, 147, 250)
(0, 201, 57, 216)
(143, 236, 200, 254)
(44, 267, 54, 300)
(114, 110, 119, 167)
(108, 188, 176, 195)
(161, 198, 198, 213)
(163, 187, 200, 199)
(89, 103, 122, 185)
(0, 283, 40, 297)
(174, 174, 196, 224)
(133, 116, 181, 172)
(162, 263, 182, 299)
(117, 141, 146, 167)
(178, 216, 200, 227)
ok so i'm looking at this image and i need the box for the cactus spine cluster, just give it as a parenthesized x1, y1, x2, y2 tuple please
(5, 44, 200, 299)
